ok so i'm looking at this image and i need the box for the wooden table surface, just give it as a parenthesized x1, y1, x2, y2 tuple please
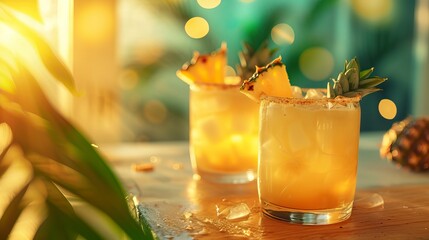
(102, 133, 429, 239)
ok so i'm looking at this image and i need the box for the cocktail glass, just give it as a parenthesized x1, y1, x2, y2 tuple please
(189, 82, 259, 184)
(258, 91, 361, 224)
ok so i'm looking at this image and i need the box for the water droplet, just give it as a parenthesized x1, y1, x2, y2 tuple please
(172, 162, 184, 170)
(354, 192, 384, 209)
(216, 205, 230, 217)
(183, 212, 192, 219)
(225, 203, 251, 220)
(190, 227, 209, 236)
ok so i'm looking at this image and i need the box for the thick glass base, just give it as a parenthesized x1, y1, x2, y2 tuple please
(195, 169, 256, 184)
(261, 200, 353, 225)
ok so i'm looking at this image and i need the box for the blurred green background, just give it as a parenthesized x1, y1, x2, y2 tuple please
(118, 0, 420, 141)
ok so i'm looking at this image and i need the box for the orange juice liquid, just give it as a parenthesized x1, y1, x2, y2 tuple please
(189, 84, 259, 182)
(259, 96, 361, 211)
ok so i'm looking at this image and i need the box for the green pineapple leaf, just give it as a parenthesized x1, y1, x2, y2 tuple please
(359, 67, 374, 79)
(328, 57, 387, 98)
(237, 40, 278, 81)
(358, 77, 388, 89)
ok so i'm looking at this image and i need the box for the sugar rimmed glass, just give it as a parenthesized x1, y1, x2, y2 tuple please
(258, 92, 361, 224)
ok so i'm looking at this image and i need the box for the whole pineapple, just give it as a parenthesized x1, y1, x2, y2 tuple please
(380, 117, 429, 171)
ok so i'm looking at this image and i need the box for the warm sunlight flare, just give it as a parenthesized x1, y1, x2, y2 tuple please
(75, 2, 114, 44)
(0, 24, 24, 56)
(197, 0, 221, 9)
(185, 17, 209, 39)
(299, 47, 334, 81)
(351, 0, 394, 24)
(271, 23, 295, 45)
(378, 98, 397, 119)
(0, 53, 16, 93)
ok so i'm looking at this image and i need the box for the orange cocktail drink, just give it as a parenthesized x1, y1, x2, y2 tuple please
(240, 55, 386, 224)
(258, 94, 361, 224)
(189, 83, 259, 183)
(176, 43, 261, 184)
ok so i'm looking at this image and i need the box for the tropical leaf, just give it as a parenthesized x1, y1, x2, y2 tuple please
(34, 181, 102, 240)
(0, 173, 30, 239)
(304, 0, 339, 26)
(0, 1, 42, 22)
(0, 65, 154, 239)
(0, 5, 76, 93)
(0, 2, 155, 238)
(141, 0, 193, 22)
(0, 47, 18, 93)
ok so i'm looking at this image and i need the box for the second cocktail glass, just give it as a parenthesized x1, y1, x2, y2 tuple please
(189, 82, 259, 184)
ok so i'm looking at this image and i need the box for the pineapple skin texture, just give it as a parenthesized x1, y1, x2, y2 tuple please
(176, 43, 228, 85)
(380, 117, 429, 171)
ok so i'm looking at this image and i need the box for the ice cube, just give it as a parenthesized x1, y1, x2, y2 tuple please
(194, 115, 222, 142)
(183, 212, 192, 219)
(304, 89, 325, 99)
(291, 86, 304, 98)
(216, 205, 230, 217)
(287, 121, 312, 153)
(225, 203, 251, 220)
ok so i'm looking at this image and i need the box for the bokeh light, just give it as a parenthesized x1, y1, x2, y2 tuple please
(351, 0, 394, 24)
(416, 1, 429, 31)
(197, 0, 221, 9)
(225, 65, 237, 76)
(225, 66, 241, 84)
(378, 99, 397, 120)
(299, 47, 334, 81)
(185, 17, 209, 39)
(119, 69, 139, 90)
(271, 23, 295, 46)
(143, 100, 168, 124)
(132, 43, 165, 65)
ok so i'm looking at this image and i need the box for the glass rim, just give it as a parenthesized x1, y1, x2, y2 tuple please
(190, 82, 241, 90)
(261, 89, 362, 105)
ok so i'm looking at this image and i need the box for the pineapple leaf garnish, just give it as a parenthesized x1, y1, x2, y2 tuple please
(327, 57, 387, 98)
(236, 41, 278, 81)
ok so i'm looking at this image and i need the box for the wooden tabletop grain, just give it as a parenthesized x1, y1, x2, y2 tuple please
(103, 134, 429, 239)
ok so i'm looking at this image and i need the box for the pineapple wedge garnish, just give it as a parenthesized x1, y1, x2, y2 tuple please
(176, 43, 228, 85)
(240, 55, 386, 102)
(327, 57, 388, 98)
(240, 56, 293, 102)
